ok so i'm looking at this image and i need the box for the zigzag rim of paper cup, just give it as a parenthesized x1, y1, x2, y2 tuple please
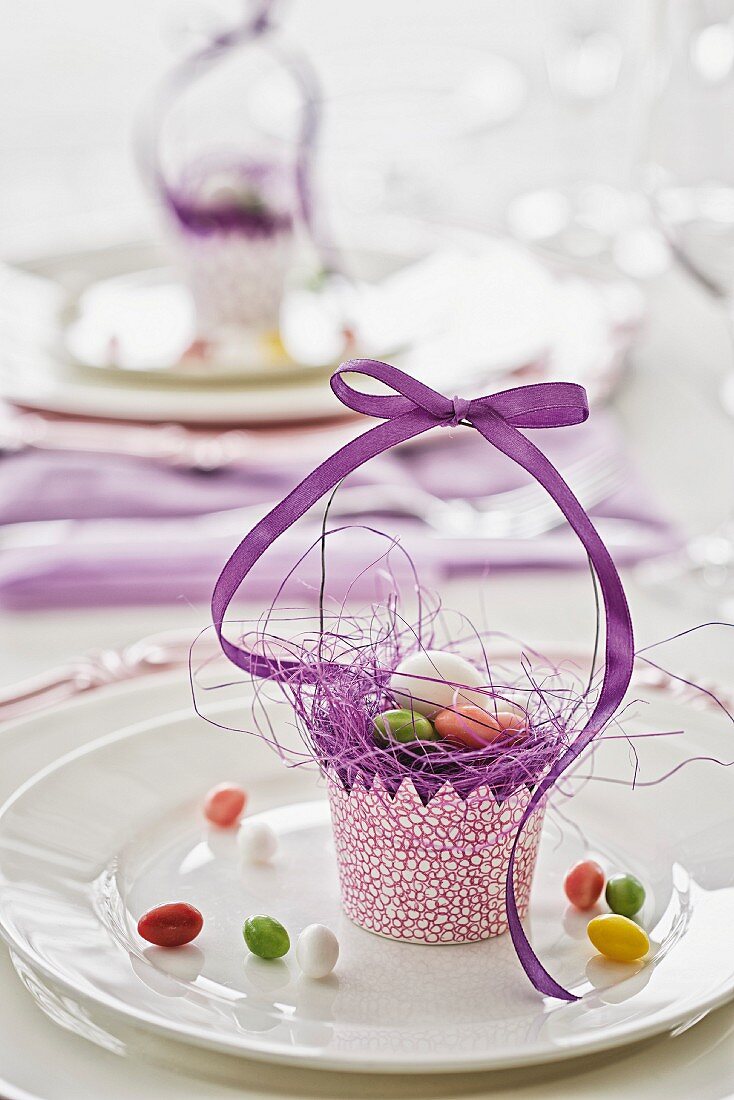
(326, 772, 545, 943)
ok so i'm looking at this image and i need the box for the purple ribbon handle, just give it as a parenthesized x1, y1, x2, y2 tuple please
(212, 359, 635, 1001)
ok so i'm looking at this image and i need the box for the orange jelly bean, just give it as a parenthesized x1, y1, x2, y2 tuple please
(203, 783, 247, 828)
(434, 704, 526, 748)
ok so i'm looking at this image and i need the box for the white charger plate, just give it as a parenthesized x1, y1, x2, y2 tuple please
(0, 685, 733, 1076)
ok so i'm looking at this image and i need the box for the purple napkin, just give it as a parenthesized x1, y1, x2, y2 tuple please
(0, 413, 679, 609)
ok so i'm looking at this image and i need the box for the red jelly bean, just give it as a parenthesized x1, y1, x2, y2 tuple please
(434, 704, 526, 748)
(203, 783, 247, 828)
(563, 860, 605, 910)
(137, 903, 203, 947)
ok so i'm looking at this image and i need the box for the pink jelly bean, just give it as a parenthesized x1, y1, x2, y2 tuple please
(564, 859, 605, 910)
(434, 704, 526, 748)
(203, 783, 247, 828)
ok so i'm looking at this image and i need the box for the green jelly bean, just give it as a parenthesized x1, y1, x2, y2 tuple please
(373, 708, 437, 744)
(243, 914, 290, 959)
(605, 873, 645, 918)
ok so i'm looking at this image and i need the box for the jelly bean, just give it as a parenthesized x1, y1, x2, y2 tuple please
(605, 873, 646, 917)
(373, 708, 437, 744)
(137, 902, 203, 948)
(243, 915, 290, 959)
(587, 913, 649, 962)
(390, 650, 485, 716)
(296, 924, 340, 978)
(238, 819, 278, 863)
(563, 859, 605, 910)
(203, 783, 247, 828)
(434, 704, 524, 748)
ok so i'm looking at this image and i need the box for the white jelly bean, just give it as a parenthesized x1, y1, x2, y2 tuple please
(238, 820, 278, 864)
(390, 650, 485, 717)
(296, 923, 339, 978)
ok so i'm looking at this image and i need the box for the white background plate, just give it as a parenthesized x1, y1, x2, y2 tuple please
(2, 672, 734, 1098)
(0, 238, 638, 424)
(1, 686, 733, 1075)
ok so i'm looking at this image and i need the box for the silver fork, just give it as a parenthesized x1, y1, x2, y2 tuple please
(328, 447, 625, 539)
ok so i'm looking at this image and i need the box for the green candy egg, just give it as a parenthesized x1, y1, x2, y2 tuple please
(605, 873, 645, 918)
(243, 914, 290, 959)
(373, 708, 437, 744)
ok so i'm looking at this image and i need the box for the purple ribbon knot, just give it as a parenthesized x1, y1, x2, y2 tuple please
(446, 395, 471, 427)
(212, 358, 634, 1002)
(329, 358, 590, 432)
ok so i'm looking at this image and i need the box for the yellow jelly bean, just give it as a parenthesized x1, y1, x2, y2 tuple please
(587, 914, 649, 963)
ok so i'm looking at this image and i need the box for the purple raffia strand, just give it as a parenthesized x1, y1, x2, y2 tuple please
(211, 359, 636, 1002)
(571, 754, 734, 786)
(635, 621, 734, 654)
(603, 728, 686, 740)
(635, 647, 734, 726)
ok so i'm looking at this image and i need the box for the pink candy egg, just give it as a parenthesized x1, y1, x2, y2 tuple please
(204, 783, 247, 828)
(564, 859, 605, 910)
(488, 708, 527, 742)
(434, 704, 526, 748)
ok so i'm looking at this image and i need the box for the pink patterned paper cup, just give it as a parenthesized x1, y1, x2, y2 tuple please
(175, 227, 294, 332)
(327, 773, 545, 944)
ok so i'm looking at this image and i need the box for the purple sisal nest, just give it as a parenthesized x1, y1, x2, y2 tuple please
(196, 527, 734, 807)
(229, 575, 597, 806)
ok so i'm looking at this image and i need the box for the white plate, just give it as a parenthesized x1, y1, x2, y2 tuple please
(2, 670, 734, 1099)
(62, 270, 336, 384)
(0, 239, 639, 424)
(2, 339, 348, 425)
(1, 684, 733, 1076)
(0, 674, 246, 1100)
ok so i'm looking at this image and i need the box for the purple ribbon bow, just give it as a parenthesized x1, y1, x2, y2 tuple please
(212, 359, 634, 1001)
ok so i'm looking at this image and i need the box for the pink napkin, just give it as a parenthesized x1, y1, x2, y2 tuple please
(0, 413, 679, 609)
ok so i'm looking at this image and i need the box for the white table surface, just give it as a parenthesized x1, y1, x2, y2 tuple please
(0, 269, 733, 1097)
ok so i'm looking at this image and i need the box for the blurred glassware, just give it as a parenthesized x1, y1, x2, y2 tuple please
(316, 45, 527, 245)
(302, 1, 655, 276)
(642, 0, 734, 615)
(505, 0, 656, 270)
(647, 0, 734, 322)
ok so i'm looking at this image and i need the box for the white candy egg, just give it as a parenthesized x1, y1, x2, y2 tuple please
(237, 820, 278, 864)
(296, 924, 339, 979)
(390, 649, 486, 716)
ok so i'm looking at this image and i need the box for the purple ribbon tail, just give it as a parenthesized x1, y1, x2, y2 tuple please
(211, 359, 635, 1001)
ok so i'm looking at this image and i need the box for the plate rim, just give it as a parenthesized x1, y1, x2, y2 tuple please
(0, 694, 733, 1074)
